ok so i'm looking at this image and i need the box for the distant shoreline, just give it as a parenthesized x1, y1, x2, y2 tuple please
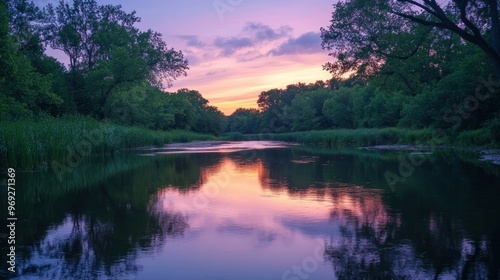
(221, 128, 500, 149)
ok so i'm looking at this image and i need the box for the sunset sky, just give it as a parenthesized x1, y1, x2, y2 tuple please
(46, 0, 337, 114)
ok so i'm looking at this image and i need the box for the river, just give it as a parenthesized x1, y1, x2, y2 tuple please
(2, 141, 500, 279)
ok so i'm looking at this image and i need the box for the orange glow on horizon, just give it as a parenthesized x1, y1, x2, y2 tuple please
(170, 53, 333, 115)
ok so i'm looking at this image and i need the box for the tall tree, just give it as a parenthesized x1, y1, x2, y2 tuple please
(285, 94, 320, 131)
(42, 0, 189, 116)
(390, 0, 500, 80)
(43, 0, 188, 86)
(226, 108, 261, 134)
(6, 0, 44, 58)
(1, 0, 62, 120)
(43, 0, 139, 71)
(321, 0, 500, 82)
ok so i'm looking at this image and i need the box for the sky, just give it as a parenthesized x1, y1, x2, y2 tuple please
(44, 0, 337, 115)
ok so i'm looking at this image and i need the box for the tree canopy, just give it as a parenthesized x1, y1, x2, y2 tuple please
(43, 0, 188, 87)
(0, 0, 226, 135)
(321, 0, 500, 81)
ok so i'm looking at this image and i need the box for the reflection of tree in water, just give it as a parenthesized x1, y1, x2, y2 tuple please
(257, 148, 392, 196)
(325, 187, 399, 279)
(324, 187, 499, 279)
(12, 152, 227, 279)
(18, 188, 188, 279)
(255, 147, 500, 279)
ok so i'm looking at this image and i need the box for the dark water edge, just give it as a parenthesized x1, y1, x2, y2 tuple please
(221, 127, 500, 150)
(0, 141, 499, 279)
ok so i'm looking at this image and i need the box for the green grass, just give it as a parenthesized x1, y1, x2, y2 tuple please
(454, 129, 496, 147)
(0, 116, 215, 170)
(221, 127, 499, 148)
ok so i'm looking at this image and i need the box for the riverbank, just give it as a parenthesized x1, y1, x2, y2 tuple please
(3, 121, 499, 170)
(0, 117, 215, 170)
(222, 127, 499, 148)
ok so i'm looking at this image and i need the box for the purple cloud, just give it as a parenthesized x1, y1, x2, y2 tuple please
(268, 32, 323, 56)
(214, 22, 293, 57)
(243, 22, 292, 41)
(214, 36, 254, 56)
(178, 35, 206, 48)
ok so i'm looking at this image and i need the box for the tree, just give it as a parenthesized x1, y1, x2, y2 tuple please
(321, 0, 423, 81)
(306, 88, 334, 129)
(257, 88, 291, 132)
(42, 0, 188, 116)
(321, 0, 500, 82)
(226, 108, 261, 134)
(84, 46, 149, 117)
(257, 82, 329, 132)
(200, 106, 226, 136)
(389, 0, 500, 81)
(44, 0, 188, 86)
(6, 0, 45, 59)
(364, 90, 405, 127)
(323, 88, 355, 128)
(172, 88, 225, 135)
(0, 1, 62, 120)
(286, 94, 320, 131)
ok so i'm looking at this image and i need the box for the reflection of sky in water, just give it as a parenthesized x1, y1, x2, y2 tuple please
(141, 157, 402, 279)
(141, 140, 298, 155)
(142, 158, 338, 279)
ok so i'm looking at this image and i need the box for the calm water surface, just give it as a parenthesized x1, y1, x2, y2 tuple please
(1, 141, 500, 279)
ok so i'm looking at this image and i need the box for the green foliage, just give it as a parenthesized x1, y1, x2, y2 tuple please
(399, 49, 498, 130)
(364, 90, 405, 128)
(484, 113, 500, 143)
(398, 88, 437, 128)
(455, 129, 494, 147)
(104, 83, 162, 128)
(1, 0, 226, 139)
(286, 94, 320, 131)
(0, 1, 62, 120)
(321, 0, 500, 82)
(320, 0, 412, 80)
(174, 88, 226, 135)
(312, 0, 499, 142)
(85, 46, 149, 117)
(256, 81, 329, 133)
(0, 116, 215, 169)
(3, 0, 500, 150)
(323, 88, 355, 129)
(102, 86, 225, 135)
(226, 108, 261, 134)
(38, 0, 189, 118)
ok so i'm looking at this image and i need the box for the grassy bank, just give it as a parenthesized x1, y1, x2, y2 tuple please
(222, 127, 499, 148)
(0, 117, 215, 170)
(3, 121, 497, 170)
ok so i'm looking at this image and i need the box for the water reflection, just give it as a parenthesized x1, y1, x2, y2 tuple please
(256, 147, 500, 279)
(325, 189, 500, 279)
(2, 143, 499, 279)
(4, 153, 223, 279)
(147, 156, 336, 279)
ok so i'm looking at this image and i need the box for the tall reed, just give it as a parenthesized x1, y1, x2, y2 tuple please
(0, 116, 215, 170)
